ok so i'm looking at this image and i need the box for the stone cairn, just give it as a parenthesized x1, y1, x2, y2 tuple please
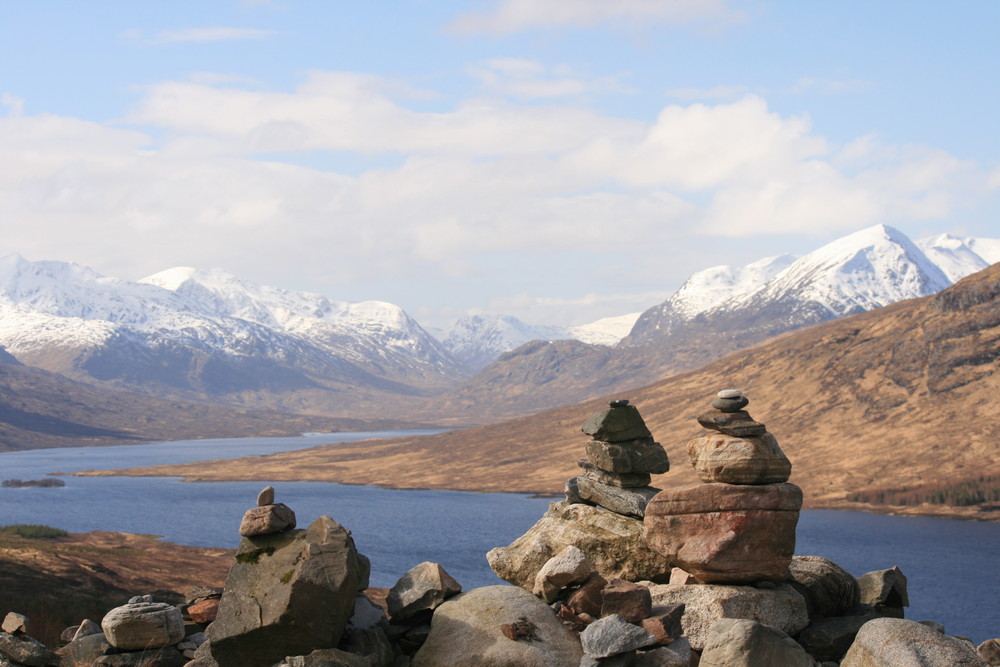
(644, 389, 802, 583)
(566, 399, 670, 519)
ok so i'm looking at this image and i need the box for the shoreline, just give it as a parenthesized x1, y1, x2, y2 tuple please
(67, 467, 1000, 524)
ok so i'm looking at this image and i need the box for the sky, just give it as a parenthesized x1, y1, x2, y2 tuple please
(1, 1, 998, 330)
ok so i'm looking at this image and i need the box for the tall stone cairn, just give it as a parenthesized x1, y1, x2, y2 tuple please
(567, 399, 670, 519)
(644, 389, 802, 583)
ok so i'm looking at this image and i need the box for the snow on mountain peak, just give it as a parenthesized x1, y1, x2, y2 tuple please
(141, 266, 199, 291)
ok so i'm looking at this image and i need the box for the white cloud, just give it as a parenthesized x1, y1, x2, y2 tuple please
(476, 291, 670, 327)
(449, 0, 746, 34)
(1, 93, 24, 117)
(466, 59, 632, 99)
(2, 79, 994, 319)
(121, 27, 278, 45)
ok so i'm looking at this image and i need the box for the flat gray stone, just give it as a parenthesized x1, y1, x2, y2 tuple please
(388, 561, 462, 622)
(580, 614, 656, 658)
(101, 602, 184, 651)
(576, 476, 660, 518)
(581, 404, 652, 442)
(579, 459, 652, 488)
(585, 438, 670, 475)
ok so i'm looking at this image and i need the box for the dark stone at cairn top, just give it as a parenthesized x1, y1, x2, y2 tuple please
(581, 404, 651, 443)
(609, 399, 630, 408)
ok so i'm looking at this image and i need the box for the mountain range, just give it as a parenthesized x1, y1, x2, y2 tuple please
(0, 224, 997, 432)
(118, 260, 999, 520)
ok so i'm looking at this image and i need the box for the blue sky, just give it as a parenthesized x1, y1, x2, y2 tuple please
(2, 0, 998, 328)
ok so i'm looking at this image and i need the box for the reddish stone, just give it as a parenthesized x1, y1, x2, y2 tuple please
(600, 578, 652, 623)
(641, 604, 685, 645)
(644, 483, 802, 583)
(187, 598, 220, 624)
(566, 572, 607, 618)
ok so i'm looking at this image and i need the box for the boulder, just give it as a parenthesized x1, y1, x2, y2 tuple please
(85, 647, 188, 666)
(412, 585, 583, 667)
(238, 502, 296, 537)
(581, 403, 652, 442)
(698, 618, 816, 667)
(857, 566, 909, 617)
(0, 631, 59, 667)
(532, 545, 593, 603)
(566, 572, 608, 618)
(978, 638, 1000, 666)
(487, 501, 673, 588)
(797, 613, 878, 662)
(575, 476, 660, 518)
(101, 602, 184, 651)
(580, 614, 656, 659)
(187, 598, 220, 624)
(601, 578, 653, 623)
(387, 561, 462, 622)
(686, 432, 791, 484)
(56, 632, 115, 666)
(209, 515, 369, 667)
(644, 482, 802, 583)
(840, 617, 985, 666)
(787, 555, 861, 621)
(1, 613, 27, 636)
(641, 604, 685, 645)
(71, 618, 103, 642)
(584, 438, 670, 474)
(645, 582, 809, 651)
(634, 638, 691, 667)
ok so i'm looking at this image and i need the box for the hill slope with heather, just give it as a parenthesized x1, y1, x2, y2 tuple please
(93, 262, 1000, 520)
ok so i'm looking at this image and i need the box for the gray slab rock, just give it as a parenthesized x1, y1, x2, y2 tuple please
(56, 632, 115, 665)
(412, 585, 583, 667)
(788, 555, 861, 621)
(0, 631, 59, 667)
(209, 515, 369, 667)
(841, 617, 985, 666)
(487, 501, 673, 589)
(71, 618, 103, 642)
(90, 647, 188, 666)
(576, 476, 660, 518)
(645, 582, 809, 651)
(102, 601, 184, 651)
(532, 545, 593, 603)
(698, 618, 816, 667)
(581, 403, 652, 442)
(580, 650, 636, 667)
(387, 561, 462, 622)
(579, 459, 652, 488)
(581, 614, 657, 659)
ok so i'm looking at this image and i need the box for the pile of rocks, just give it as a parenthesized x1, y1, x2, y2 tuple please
(644, 389, 801, 583)
(566, 399, 670, 519)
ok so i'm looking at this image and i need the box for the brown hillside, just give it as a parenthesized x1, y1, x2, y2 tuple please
(79, 264, 1000, 519)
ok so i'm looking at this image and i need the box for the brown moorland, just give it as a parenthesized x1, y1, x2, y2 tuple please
(0, 529, 233, 646)
(76, 264, 1000, 520)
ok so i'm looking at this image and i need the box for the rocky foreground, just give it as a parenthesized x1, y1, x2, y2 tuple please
(2, 398, 999, 666)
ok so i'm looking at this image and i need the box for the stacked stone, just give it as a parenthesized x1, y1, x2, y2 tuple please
(566, 399, 670, 519)
(644, 389, 803, 583)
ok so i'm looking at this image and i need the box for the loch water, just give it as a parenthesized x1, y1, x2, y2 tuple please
(1, 432, 998, 644)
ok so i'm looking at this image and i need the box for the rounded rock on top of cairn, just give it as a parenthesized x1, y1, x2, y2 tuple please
(257, 485, 275, 507)
(643, 390, 802, 584)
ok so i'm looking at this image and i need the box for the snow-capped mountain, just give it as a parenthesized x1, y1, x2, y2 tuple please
(0, 256, 466, 413)
(916, 233, 1000, 283)
(440, 311, 640, 371)
(625, 224, 991, 346)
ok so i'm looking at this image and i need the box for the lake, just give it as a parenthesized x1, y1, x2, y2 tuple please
(1, 432, 998, 644)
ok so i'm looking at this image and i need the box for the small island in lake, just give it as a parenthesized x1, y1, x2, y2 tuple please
(2, 478, 66, 488)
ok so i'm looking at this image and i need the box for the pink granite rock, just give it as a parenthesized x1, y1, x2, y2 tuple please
(644, 482, 802, 583)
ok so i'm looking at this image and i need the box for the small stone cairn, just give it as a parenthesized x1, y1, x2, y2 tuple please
(644, 389, 803, 583)
(566, 399, 670, 519)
